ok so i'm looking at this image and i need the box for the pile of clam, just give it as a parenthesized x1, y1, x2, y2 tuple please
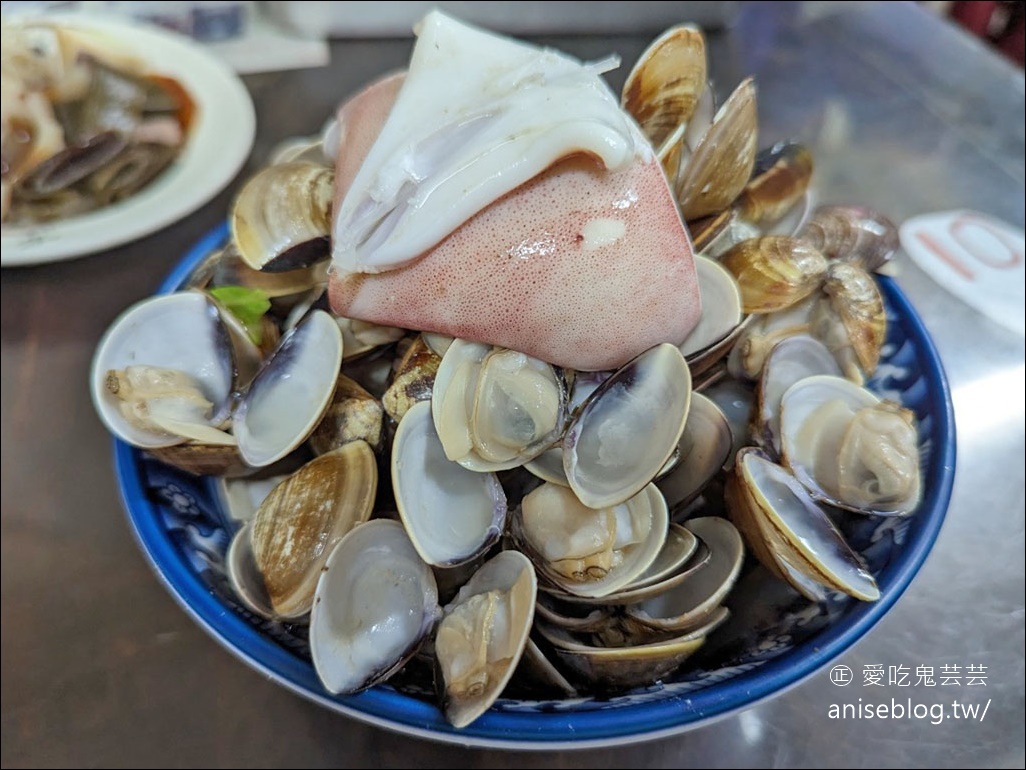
(90, 24, 922, 728)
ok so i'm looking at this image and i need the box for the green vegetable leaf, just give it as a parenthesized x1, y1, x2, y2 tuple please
(209, 286, 272, 345)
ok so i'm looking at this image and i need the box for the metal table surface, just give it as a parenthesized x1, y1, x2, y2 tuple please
(2, 2, 1023, 767)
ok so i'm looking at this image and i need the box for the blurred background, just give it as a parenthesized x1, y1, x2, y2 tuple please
(2, 1, 1022, 70)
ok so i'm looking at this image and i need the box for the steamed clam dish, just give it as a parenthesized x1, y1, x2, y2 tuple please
(1, 19, 193, 224)
(91, 12, 923, 728)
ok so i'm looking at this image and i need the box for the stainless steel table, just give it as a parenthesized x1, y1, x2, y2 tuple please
(2, 2, 1023, 767)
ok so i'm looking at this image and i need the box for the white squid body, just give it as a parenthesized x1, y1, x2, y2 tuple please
(328, 11, 700, 372)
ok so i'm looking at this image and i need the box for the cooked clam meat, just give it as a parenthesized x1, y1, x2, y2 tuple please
(105, 365, 233, 444)
(781, 375, 921, 515)
(437, 590, 516, 699)
(818, 262, 886, 377)
(516, 481, 668, 598)
(472, 349, 563, 463)
(522, 484, 646, 582)
(436, 550, 536, 728)
(433, 340, 565, 472)
(836, 402, 919, 508)
(91, 291, 237, 449)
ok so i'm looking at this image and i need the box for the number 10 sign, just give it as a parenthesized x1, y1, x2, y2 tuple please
(901, 210, 1024, 336)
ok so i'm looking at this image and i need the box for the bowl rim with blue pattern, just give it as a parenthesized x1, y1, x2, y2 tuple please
(113, 222, 956, 750)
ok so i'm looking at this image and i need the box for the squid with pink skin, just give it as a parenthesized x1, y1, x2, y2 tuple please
(328, 11, 700, 372)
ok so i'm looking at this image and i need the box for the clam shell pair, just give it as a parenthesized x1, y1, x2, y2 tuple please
(533, 517, 743, 690)
(726, 260, 886, 385)
(311, 521, 537, 730)
(92, 291, 344, 470)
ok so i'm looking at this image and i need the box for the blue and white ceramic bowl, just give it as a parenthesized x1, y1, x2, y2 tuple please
(114, 223, 955, 749)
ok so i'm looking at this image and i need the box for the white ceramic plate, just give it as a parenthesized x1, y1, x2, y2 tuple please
(0, 14, 255, 266)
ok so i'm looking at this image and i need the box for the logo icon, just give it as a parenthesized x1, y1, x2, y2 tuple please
(829, 665, 853, 686)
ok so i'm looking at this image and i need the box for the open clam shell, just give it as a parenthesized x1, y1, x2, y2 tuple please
(436, 550, 537, 728)
(799, 204, 899, 274)
(225, 521, 274, 618)
(564, 343, 691, 509)
(234, 309, 343, 467)
(621, 24, 707, 152)
(514, 482, 669, 599)
(393, 401, 507, 568)
(727, 295, 818, 380)
(534, 595, 614, 634)
(754, 334, 842, 454)
(191, 242, 330, 300)
(535, 606, 728, 691)
(624, 523, 699, 590)
(538, 534, 711, 607)
(91, 292, 236, 449)
(203, 292, 265, 387)
(700, 377, 757, 468)
(524, 446, 570, 487)
(423, 332, 454, 358)
(657, 392, 733, 514)
(512, 638, 578, 698)
(679, 256, 745, 376)
(737, 141, 814, 226)
(694, 208, 764, 259)
(819, 262, 886, 377)
(566, 369, 612, 416)
(217, 473, 289, 523)
(770, 544, 831, 604)
(660, 78, 716, 192)
(230, 161, 334, 272)
(466, 347, 564, 466)
(779, 375, 920, 515)
(102, 365, 236, 446)
(528, 521, 698, 639)
(336, 317, 405, 361)
(625, 517, 744, 636)
(728, 447, 880, 601)
(269, 131, 334, 167)
(721, 236, 829, 315)
(310, 520, 440, 694)
(228, 441, 377, 620)
(676, 77, 757, 220)
(432, 340, 566, 472)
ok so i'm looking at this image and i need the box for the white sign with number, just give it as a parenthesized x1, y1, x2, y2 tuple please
(900, 210, 1024, 336)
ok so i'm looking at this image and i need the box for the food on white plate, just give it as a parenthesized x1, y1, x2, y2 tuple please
(1, 19, 194, 224)
(91, 11, 919, 729)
